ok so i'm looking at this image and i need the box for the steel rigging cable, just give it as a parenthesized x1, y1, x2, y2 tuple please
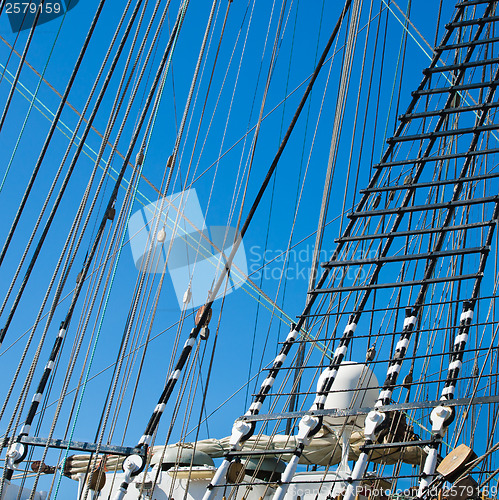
(68, 0, 191, 476)
(0, 15, 24, 86)
(0, 0, 136, 327)
(131, 0, 355, 481)
(0, 0, 149, 470)
(60, 0, 183, 446)
(0, 0, 107, 271)
(2, 0, 163, 467)
(2, 0, 206, 458)
(4, 0, 189, 489)
(103, 0, 220, 452)
(50, 5, 192, 497)
(0, 9, 69, 195)
(0, 0, 145, 347)
(0, 0, 173, 445)
(0, 9, 165, 494)
(0, 0, 45, 133)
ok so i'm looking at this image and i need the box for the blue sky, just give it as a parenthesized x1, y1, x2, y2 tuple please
(0, 0, 472, 497)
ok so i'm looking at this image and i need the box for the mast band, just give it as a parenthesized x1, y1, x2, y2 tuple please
(396, 338, 410, 350)
(387, 364, 401, 375)
(379, 390, 392, 401)
(249, 401, 263, 412)
(138, 435, 152, 445)
(442, 386, 454, 396)
(335, 345, 348, 356)
(460, 310, 473, 321)
(275, 354, 286, 365)
(344, 323, 357, 334)
(403, 316, 417, 327)
(314, 395, 327, 405)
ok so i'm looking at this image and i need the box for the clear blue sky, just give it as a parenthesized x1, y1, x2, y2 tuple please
(0, 1, 464, 497)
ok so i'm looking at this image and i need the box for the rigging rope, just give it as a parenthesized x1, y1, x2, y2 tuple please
(2, 0, 188, 494)
(0, 0, 150, 449)
(0, 0, 142, 344)
(50, 4, 190, 497)
(0, 0, 107, 271)
(0, 0, 45, 133)
(0, 10, 69, 193)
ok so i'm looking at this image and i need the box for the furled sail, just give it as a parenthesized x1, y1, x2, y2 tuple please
(64, 419, 425, 480)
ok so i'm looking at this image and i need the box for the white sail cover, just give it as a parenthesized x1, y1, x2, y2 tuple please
(159, 429, 425, 466)
(65, 427, 424, 477)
